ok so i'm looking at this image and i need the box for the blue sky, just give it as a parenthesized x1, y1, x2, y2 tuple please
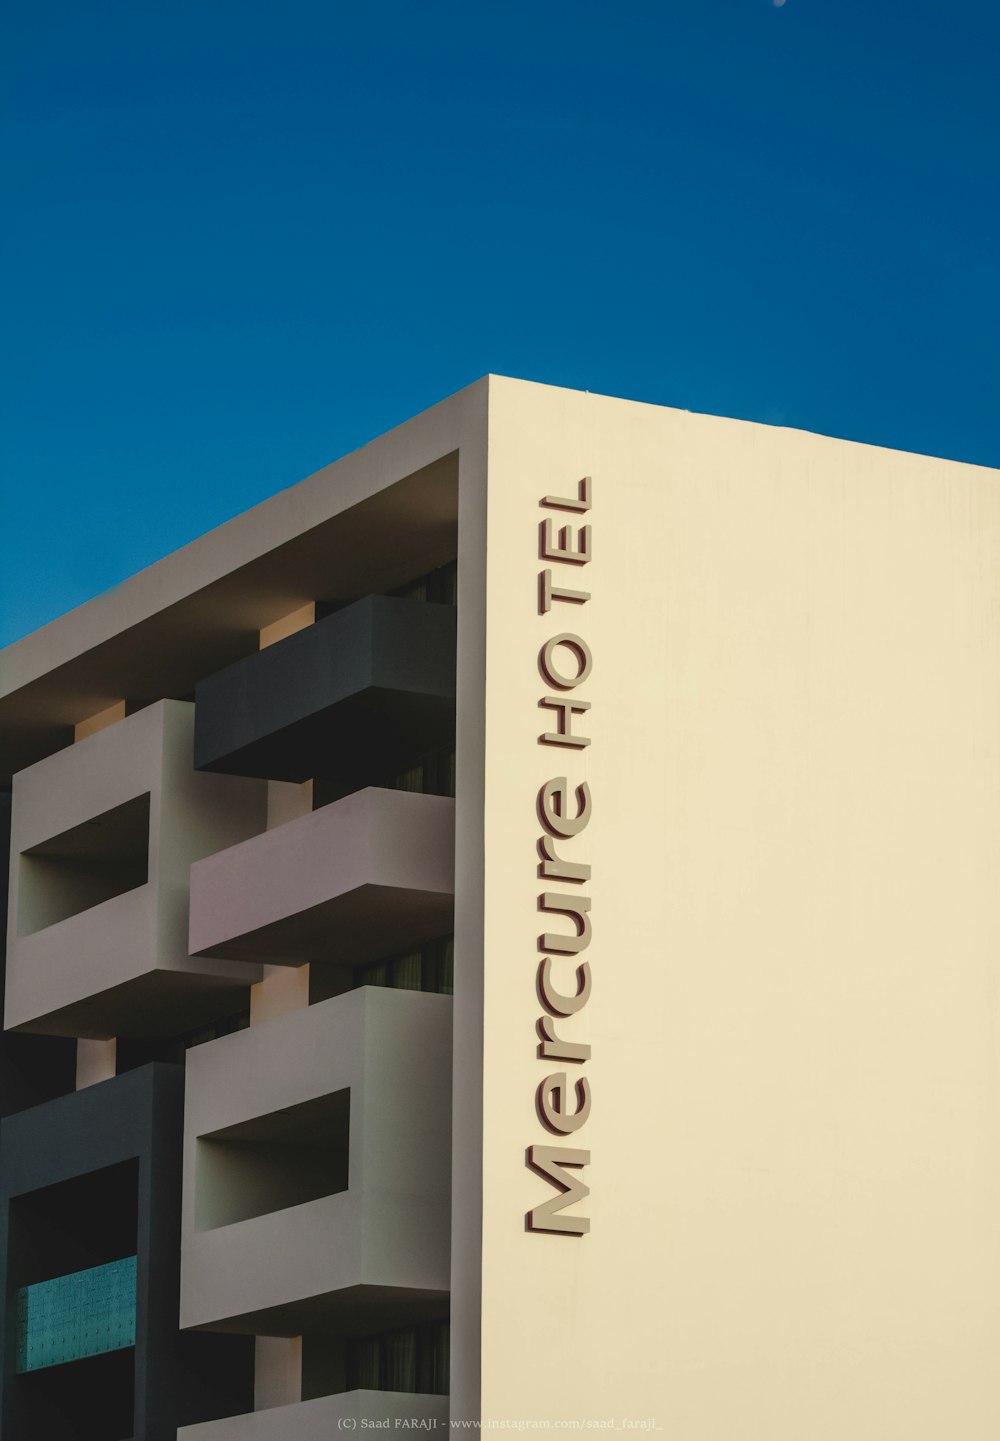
(2, 0, 998, 647)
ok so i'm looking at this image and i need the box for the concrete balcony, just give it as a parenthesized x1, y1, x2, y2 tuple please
(4, 701, 266, 1038)
(180, 986, 452, 1334)
(176, 1391, 449, 1440)
(188, 788, 454, 967)
(193, 594, 456, 788)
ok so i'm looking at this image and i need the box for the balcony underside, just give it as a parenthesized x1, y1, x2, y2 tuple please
(8, 968, 257, 1041)
(190, 1282, 449, 1339)
(192, 881, 453, 967)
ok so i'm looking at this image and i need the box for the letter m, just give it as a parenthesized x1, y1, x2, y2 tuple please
(526, 1145, 591, 1235)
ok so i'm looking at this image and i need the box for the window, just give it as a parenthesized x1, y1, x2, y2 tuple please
(346, 1319, 449, 1395)
(353, 936, 453, 996)
(16, 1256, 137, 1373)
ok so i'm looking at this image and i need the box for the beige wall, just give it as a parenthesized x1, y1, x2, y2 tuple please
(465, 378, 1000, 1437)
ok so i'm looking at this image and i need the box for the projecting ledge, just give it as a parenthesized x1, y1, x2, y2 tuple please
(193, 592, 456, 785)
(188, 788, 455, 966)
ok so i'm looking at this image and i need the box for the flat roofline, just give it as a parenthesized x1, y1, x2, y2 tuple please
(0, 378, 487, 787)
(2, 378, 487, 692)
(9, 372, 993, 693)
(490, 372, 1000, 471)
(3, 372, 995, 788)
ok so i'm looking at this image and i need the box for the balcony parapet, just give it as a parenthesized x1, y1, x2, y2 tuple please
(189, 787, 454, 967)
(193, 594, 456, 787)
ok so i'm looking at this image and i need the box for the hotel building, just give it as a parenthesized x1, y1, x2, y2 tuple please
(1, 376, 999, 1439)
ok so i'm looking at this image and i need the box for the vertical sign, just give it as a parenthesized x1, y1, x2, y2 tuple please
(527, 477, 594, 1236)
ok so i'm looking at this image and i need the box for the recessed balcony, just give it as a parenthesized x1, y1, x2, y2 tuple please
(193, 594, 456, 789)
(4, 701, 267, 1038)
(0, 791, 78, 1113)
(16, 794, 151, 936)
(175, 1391, 450, 1439)
(180, 986, 452, 1336)
(188, 788, 454, 968)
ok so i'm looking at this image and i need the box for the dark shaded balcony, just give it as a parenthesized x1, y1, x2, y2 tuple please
(193, 595, 456, 787)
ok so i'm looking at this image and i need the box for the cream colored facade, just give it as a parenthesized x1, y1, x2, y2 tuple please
(1, 376, 998, 1438)
(462, 381, 1000, 1437)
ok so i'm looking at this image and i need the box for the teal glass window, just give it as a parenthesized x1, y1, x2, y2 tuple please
(15, 1255, 137, 1373)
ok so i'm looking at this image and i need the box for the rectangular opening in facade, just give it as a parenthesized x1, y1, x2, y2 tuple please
(17, 793, 150, 936)
(195, 1088, 350, 1232)
(8, 1160, 139, 1287)
(13, 1347, 135, 1441)
(6, 1161, 139, 1440)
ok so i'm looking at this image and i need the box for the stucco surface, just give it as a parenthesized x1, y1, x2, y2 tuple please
(466, 378, 1000, 1437)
